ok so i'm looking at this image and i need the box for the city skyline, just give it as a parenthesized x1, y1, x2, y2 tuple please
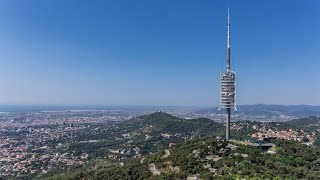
(0, 0, 319, 106)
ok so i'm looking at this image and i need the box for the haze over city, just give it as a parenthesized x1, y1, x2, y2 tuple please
(0, 0, 319, 106)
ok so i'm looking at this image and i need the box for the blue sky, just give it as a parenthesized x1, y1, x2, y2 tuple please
(0, 0, 319, 106)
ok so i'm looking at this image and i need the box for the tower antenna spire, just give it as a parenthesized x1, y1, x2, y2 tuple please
(226, 6, 231, 72)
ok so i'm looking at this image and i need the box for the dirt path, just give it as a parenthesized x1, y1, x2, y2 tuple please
(149, 163, 161, 175)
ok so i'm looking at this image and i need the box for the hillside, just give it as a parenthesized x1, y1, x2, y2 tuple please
(286, 116, 320, 129)
(48, 138, 320, 180)
(122, 112, 224, 138)
(62, 112, 224, 161)
(37, 113, 320, 179)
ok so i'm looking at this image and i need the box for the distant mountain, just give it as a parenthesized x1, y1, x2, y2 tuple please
(206, 104, 320, 118)
(238, 104, 320, 116)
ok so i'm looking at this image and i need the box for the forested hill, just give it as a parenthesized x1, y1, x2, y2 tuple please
(121, 112, 224, 138)
(286, 116, 320, 129)
(49, 138, 320, 180)
(41, 113, 320, 180)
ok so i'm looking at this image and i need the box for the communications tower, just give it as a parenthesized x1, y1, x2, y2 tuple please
(220, 7, 237, 141)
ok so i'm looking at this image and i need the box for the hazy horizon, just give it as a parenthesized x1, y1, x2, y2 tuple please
(0, 103, 319, 109)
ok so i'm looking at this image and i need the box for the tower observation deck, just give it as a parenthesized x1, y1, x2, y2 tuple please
(220, 7, 236, 141)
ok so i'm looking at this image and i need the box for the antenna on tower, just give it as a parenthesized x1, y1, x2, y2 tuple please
(226, 6, 231, 72)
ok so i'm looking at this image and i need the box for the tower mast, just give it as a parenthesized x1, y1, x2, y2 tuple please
(220, 3, 236, 141)
(227, 8, 231, 72)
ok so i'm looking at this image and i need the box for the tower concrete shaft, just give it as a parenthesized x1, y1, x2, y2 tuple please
(226, 108, 231, 141)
